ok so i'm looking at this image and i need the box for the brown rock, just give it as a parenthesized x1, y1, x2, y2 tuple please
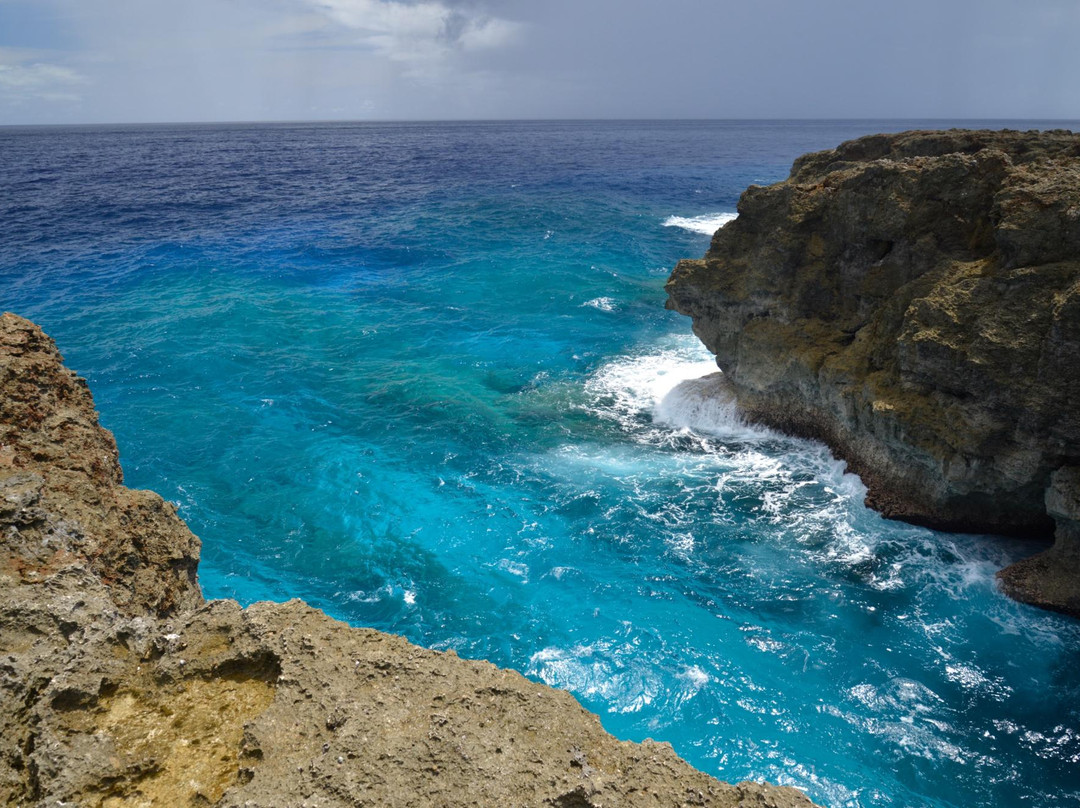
(0, 311, 820, 807)
(665, 129, 1080, 616)
(0, 312, 203, 616)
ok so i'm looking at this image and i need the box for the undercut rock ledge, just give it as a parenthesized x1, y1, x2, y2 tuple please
(0, 311, 818, 807)
(666, 129, 1080, 616)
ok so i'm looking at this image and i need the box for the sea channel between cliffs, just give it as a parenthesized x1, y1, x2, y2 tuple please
(0, 310, 819, 807)
(2, 121, 1079, 808)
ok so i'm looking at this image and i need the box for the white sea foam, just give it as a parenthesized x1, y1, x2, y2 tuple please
(584, 337, 724, 423)
(583, 296, 616, 312)
(545, 565, 580, 581)
(494, 558, 529, 580)
(576, 336, 919, 582)
(679, 664, 711, 688)
(654, 373, 759, 440)
(662, 212, 738, 235)
(579, 337, 850, 517)
(944, 663, 987, 689)
(665, 531, 696, 555)
(584, 337, 771, 442)
(527, 643, 662, 714)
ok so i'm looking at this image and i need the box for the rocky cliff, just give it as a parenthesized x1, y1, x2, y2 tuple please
(0, 312, 817, 807)
(666, 129, 1080, 617)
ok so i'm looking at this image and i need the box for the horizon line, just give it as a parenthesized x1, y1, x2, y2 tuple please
(3, 116, 1080, 130)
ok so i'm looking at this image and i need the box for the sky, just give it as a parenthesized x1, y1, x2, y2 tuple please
(0, 0, 1078, 124)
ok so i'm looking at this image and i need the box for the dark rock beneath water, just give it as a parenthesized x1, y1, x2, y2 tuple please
(665, 129, 1080, 616)
(0, 312, 818, 807)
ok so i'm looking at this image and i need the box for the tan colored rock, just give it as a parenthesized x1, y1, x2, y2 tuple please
(0, 312, 819, 807)
(665, 129, 1080, 616)
(0, 312, 203, 617)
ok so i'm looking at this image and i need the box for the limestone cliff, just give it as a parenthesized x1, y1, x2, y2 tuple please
(666, 129, 1080, 617)
(0, 312, 817, 807)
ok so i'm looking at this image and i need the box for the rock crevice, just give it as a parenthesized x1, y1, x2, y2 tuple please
(666, 129, 1080, 615)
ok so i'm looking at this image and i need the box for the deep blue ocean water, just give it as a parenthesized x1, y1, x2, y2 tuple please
(2, 119, 1079, 807)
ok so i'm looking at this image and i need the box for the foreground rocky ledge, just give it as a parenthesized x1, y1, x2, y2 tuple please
(0, 312, 817, 807)
(666, 129, 1080, 617)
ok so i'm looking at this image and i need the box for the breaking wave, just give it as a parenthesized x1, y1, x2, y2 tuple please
(663, 212, 738, 235)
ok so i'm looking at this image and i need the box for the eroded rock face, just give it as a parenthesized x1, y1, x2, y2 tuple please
(0, 312, 819, 807)
(665, 129, 1080, 616)
(0, 312, 203, 617)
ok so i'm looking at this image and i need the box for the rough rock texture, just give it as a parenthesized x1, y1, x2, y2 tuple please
(665, 129, 1080, 615)
(0, 312, 818, 807)
(998, 466, 1080, 616)
(0, 314, 203, 618)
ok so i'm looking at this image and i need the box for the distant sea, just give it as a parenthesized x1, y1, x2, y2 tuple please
(2, 120, 1079, 808)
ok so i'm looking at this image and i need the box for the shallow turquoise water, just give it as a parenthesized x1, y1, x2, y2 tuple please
(2, 120, 1078, 807)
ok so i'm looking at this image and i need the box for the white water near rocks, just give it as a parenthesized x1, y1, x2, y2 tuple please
(663, 212, 739, 234)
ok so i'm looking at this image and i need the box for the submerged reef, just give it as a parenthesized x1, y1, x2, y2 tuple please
(666, 129, 1080, 617)
(0, 312, 817, 807)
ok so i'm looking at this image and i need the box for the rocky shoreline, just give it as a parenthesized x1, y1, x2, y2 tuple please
(666, 129, 1080, 617)
(0, 311, 816, 807)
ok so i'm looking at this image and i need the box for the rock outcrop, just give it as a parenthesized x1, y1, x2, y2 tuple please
(0, 312, 817, 807)
(666, 129, 1080, 616)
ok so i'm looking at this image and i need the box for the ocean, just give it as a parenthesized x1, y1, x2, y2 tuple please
(2, 119, 1078, 807)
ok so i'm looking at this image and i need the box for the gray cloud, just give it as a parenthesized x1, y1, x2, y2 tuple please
(0, 49, 87, 106)
(297, 0, 522, 80)
(0, 0, 1076, 124)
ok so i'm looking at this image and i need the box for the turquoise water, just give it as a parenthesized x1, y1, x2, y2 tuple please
(2, 120, 1078, 807)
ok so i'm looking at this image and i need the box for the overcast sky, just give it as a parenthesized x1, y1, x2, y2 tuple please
(1, 0, 1078, 124)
